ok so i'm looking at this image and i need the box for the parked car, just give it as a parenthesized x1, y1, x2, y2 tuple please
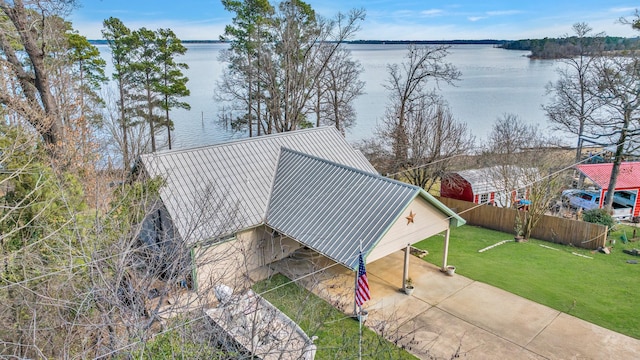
(561, 189, 601, 211)
(562, 189, 635, 219)
(613, 190, 637, 208)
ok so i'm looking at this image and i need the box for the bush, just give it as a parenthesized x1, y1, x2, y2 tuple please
(582, 208, 615, 229)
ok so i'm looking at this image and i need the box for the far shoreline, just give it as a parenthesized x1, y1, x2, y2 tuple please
(88, 39, 509, 45)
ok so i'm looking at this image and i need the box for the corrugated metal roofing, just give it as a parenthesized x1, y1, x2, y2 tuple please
(455, 166, 531, 194)
(576, 162, 640, 190)
(266, 148, 464, 270)
(139, 127, 376, 245)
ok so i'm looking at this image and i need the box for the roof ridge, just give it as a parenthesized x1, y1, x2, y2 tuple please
(141, 127, 339, 158)
(279, 147, 420, 191)
(578, 161, 640, 167)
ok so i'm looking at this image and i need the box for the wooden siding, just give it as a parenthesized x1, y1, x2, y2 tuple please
(367, 197, 449, 263)
(438, 197, 607, 250)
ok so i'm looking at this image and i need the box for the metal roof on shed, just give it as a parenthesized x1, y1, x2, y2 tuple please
(576, 162, 640, 190)
(266, 148, 465, 270)
(139, 127, 376, 245)
(455, 166, 531, 194)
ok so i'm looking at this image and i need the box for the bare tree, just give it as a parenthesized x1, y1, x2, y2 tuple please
(372, 95, 474, 191)
(219, 1, 366, 135)
(589, 54, 640, 208)
(485, 113, 542, 158)
(382, 44, 461, 171)
(312, 45, 365, 134)
(518, 166, 568, 239)
(101, 88, 151, 170)
(483, 114, 570, 239)
(543, 22, 605, 162)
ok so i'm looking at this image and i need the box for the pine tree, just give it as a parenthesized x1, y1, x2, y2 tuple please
(155, 28, 190, 150)
(102, 17, 137, 169)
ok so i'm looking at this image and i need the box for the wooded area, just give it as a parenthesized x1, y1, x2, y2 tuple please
(500, 36, 640, 58)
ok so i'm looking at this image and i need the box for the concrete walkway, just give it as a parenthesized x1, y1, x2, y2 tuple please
(274, 249, 640, 359)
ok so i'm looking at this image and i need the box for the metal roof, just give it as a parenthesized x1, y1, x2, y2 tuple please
(576, 162, 640, 190)
(266, 148, 465, 270)
(455, 166, 532, 194)
(139, 127, 376, 245)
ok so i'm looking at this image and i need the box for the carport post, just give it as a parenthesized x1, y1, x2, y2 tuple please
(442, 228, 450, 270)
(403, 244, 410, 288)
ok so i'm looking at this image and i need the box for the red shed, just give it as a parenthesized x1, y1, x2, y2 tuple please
(441, 166, 530, 208)
(576, 161, 640, 218)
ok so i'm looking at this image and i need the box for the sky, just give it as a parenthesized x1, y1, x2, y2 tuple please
(70, 1, 639, 41)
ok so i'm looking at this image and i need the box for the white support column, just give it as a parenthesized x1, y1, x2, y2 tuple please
(442, 228, 450, 271)
(403, 244, 410, 289)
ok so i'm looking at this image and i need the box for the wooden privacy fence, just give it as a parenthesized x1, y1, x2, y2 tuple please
(438, 197, 608, 250)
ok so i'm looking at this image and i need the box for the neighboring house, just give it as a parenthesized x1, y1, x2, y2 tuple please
(575, 162, 640, 219)
(440, 166, 531, 208)
(137, 127, 465, 293)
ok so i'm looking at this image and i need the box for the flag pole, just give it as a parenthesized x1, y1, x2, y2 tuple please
(359, 302, 363, 360)
(355, 240, 370, 360)
(353, 263, 358, 316)
(358, 239, 363, 360)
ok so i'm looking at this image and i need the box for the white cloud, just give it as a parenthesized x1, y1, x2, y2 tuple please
(467, 16, 486, 22)
(486, 10, 523, 16)
(609, 7, 637, 13)
(392, 10, 417, 18)
(421, 9, 444, 17)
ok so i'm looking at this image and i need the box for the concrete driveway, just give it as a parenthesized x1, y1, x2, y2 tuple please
(273, 249, 640, 359)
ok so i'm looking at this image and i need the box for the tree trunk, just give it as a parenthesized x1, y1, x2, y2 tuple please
(0, 1, 63, 147)
(603, 112, 629, 208)
(165, 101, 172, 150)
(118, 80, 130, 170)
(147, 80, 156, 152)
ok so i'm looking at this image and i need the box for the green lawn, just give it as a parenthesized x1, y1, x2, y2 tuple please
(253, 274, 417, 360)
(415, 224, 640, 339)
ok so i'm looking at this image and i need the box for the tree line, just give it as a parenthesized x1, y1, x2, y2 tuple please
(500, 36, 640, 59)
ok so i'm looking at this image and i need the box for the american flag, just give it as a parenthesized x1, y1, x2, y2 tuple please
(355, 253, 371, 306)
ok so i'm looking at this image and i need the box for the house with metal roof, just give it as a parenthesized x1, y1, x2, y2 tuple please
(138, 127, 465, 292)
(575, 161, 640, 219)
(441, 166, 532, 208)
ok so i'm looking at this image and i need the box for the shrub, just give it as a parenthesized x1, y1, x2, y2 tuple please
(582, 208, 615, 229)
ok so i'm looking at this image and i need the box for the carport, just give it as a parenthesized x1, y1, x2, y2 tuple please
(265, 149, 466, 293)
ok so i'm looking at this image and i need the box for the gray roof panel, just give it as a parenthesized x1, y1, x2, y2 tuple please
(455, 166, 532, 195)
(139, 127, 376, 245)
(266, 148, 420, 270)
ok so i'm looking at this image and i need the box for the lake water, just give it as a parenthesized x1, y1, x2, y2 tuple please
(99, 43, 563, 149)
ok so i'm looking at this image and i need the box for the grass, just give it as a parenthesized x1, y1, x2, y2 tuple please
(415, 224, 640, 339)
(253, 274, 417, 360)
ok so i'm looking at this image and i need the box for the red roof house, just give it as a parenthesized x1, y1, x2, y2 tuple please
(576, 161, 640, 218)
